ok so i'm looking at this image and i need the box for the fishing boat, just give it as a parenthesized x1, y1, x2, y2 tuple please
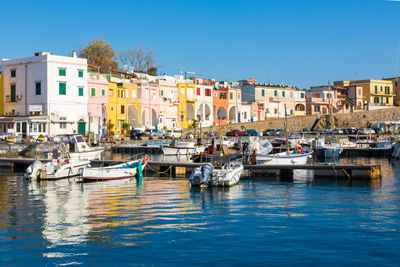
(188, 119, 244, 187)
(189, 161, 243, 187)
(162, 142, 205, 155)
(80, 155, 148, 182)
(60, 135, 104, 160)
(254, 104, 313, 166)
(24, 157, 91, 181)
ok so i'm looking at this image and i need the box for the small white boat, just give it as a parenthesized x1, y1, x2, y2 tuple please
(24, 157, 90, 181)
(162, 142, 205, 155)
(255, 150, 313, 165)
(60, 135, 104, 160)
(81, 155, 148, 182)
(189, 162, 243, 187)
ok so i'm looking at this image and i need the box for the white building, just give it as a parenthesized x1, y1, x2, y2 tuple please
(194, 78, 214, 127)
(1, 51, 88, 137)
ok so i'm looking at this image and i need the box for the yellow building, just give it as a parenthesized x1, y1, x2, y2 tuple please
(0, 74, 3, 115)
(335, 79, 394, 106)
(107, 81, 128, 136)
(124, 82, 142, 128)
(177, 82, 196, 129)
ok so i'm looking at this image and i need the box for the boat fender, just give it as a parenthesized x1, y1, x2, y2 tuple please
(296, 145, 304, 153)
(142, 154, 148, 165)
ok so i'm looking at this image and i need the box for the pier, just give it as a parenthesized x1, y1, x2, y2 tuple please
(1, 158, 381, 180)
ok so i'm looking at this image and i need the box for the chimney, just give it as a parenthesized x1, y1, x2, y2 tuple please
(72, 50, 77, 58)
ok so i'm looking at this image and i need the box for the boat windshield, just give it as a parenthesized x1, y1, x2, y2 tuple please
(75, 135, 85, 143)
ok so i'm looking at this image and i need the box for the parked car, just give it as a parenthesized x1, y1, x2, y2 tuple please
(263, 129, 277, 136)
(331, 128, 344, 135)
(226, 130, 244, 136)
(275, 129, 285, 136)
(244, 129, 259, 136)
(145, 128, 164, 139)
(208, 131, 218, 137)
(357, 128, 375, 135)
(130, 129, 150, 140)
(165, 130, 183, 139)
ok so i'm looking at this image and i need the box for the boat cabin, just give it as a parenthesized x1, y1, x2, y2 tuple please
(60, 135, 91, 153)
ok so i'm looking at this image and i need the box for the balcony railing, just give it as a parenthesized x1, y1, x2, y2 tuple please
(269, 97, 286, 102)
(6, 95, 17, 103)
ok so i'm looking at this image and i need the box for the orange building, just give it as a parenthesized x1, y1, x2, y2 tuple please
(212, 86, 229, 125)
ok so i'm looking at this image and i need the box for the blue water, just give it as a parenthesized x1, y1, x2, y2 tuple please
(0, 157, 399, 266)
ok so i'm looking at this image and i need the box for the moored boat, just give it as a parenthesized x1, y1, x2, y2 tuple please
(60, 135, 104, 160)
(189, 162, 243, 187)
(24, 157, 91, 181)
(81, 155, 148, 182)
(162, 142, 205, 155)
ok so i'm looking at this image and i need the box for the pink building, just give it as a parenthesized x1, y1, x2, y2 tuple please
(157, 78, 179, 129)
(139, 80, 160, 128)
(251, 102, 266, 121)
(87, 73, 108, 136)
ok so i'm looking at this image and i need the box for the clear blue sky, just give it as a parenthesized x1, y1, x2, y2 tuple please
(1, 0, 399, 88)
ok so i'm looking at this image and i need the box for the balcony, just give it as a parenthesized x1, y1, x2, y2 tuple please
(269, 96, 286, 102)
(6, 95, 19, 103)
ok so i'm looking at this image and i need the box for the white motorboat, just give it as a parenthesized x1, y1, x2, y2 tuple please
(189, 162, 244, 187)
(162, 142, 205, 155)
(255, 150, 313, 165)
(60, 135, 104, 160)
(24, 157, 91, 181)
(81, 155, 148, 182)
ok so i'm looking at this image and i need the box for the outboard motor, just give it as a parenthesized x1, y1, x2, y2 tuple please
(200, 164, 214, 185)
(24, 160, 45, 180)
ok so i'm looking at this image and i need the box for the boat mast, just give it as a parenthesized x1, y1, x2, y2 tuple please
(219, 118, 222, 152)
(284, 104, 290, 154)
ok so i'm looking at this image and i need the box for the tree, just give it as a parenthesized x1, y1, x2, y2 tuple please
(121, 122, 130, 136)
(80, 37, 118, 73)
(118, 45, 157, 75)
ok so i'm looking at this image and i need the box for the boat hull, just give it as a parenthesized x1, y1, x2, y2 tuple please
(189, 164, 244, 187)
(69, 148, 104, 161)
(256, 151, 313, 165)
(162, 146, 204, 155)
(81, 161, 146, 182)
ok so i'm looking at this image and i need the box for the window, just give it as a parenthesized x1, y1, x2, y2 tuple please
(205, 89, 211, 96)
(385, 86, 390, 94)
(59, 68, 66, 76)
(197, 87, 201, 96)
(214, 92, 218, 97)
(102, 89, 105, 96)
(274, 108, 277, 114)
(11, 84, 16, 102)
(35, 82, 41, 95)
(301, 93, 305, 98)
(230, 92, 233, 99)
(262, 90, 265, 97)
(121, 105, 125, 114)
(282, 91, 285, 97)
(386, 97, 389, 104)
(91, 88, 96, 96)
(78, 70, 84, 78)
(374, 86, 377, 94)
(109, 89, 113, 97)
(274, 90, 277, 97)
(57, 82, 66, 95)
(60, 117, 67, 129)
(161, 90, 164, 96)
(374, 97, 379, 103)
(79, 87, 83, 96)
(16, 123, 20, 133)
(380, 86, 383, 92)
(10, 69, 16, 77)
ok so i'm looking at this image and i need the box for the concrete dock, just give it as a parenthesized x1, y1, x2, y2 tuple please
(1, 158, 381, 180)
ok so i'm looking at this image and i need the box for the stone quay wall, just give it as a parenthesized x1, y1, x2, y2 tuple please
(196, 107, 400, 135)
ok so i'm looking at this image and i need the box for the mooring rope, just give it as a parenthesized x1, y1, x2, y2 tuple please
(146, 163, 173, 174)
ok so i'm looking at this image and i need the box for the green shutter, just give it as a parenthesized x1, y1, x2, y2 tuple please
(11, 84, 16, 102)
(78, 70, 83, 78)
(102, 89, 105, 96)
(262, 90, 265, 97)
(79, 87, 84, 96)
(59, 82, 66, 95)
(91, 88, 96, 96)
(59, 69, 66, 76)
(274, 90, 277, 97)
(35, 82, 41, 95)
(11, 70, 16, 77)
(282, 91, 285, 97)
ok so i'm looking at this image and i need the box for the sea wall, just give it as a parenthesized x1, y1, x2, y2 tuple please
(197, 107, 400, 135)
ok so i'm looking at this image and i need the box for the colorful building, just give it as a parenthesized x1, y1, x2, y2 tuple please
(212, 86, 229, 125)
(0, 73, 3, 116)
(87, 72, 108, 136)
(139, 80, 160, 129)
(383, 77, 400, 106)
(124, 81, 141, 129)
(335, 80, 394, 109)
(158, 77, 179, 129)
(107, 80, 128, 136)
(177, 81, 196, 128)
(228, 86, 241, 123)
